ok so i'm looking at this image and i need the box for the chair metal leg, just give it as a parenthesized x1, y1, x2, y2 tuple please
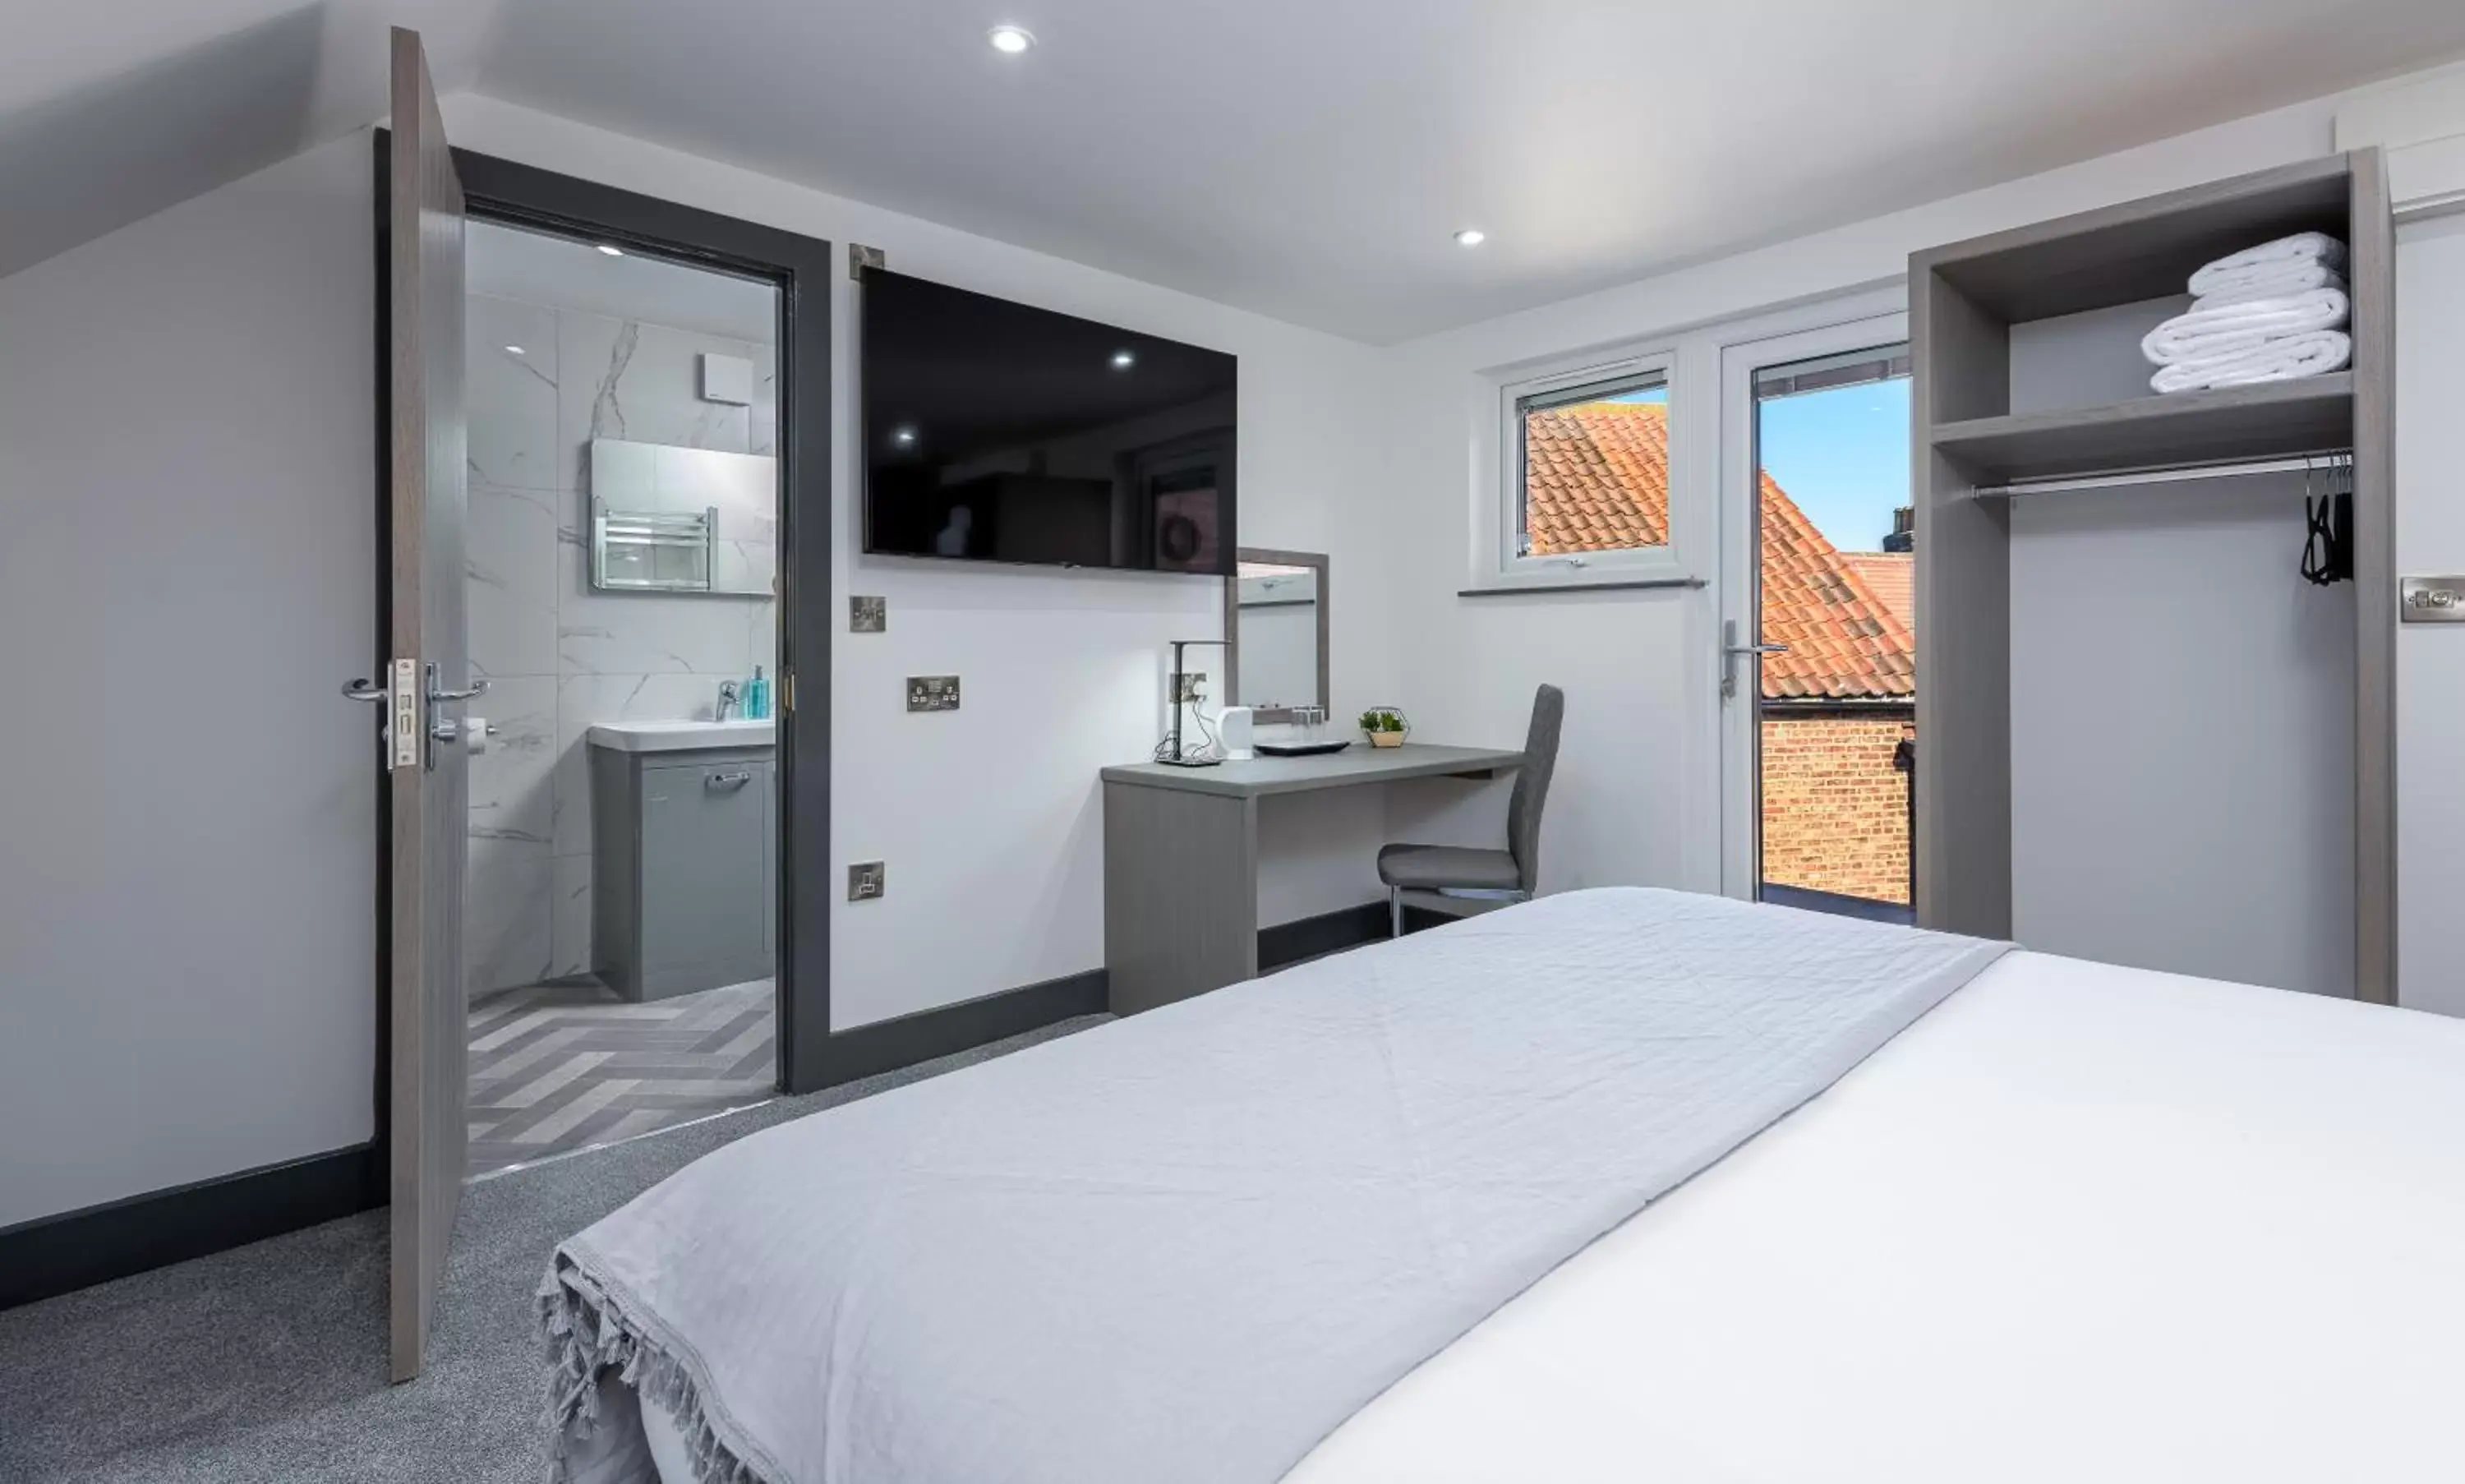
(1390, 885, 1403, 939)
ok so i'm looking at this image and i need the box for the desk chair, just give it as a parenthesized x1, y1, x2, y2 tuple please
(1376, 684, 1564, 937)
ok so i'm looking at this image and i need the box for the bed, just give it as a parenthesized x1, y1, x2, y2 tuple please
(546, 888, 2465, 1484)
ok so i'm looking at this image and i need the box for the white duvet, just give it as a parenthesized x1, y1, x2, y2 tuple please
(1290, 951, 2465, 1483)
(637, 920, 2465, 1483)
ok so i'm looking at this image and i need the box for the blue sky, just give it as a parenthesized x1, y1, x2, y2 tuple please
(1757, 379, 1910, 552)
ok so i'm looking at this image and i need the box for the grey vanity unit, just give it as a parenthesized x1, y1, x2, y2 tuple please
(587, 721, 776, 1002)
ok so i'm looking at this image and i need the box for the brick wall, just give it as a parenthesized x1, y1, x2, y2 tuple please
(1760, 712, 1914, 906)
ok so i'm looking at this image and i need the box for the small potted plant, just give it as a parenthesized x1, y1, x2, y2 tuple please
(1359, 706, 1410, 749)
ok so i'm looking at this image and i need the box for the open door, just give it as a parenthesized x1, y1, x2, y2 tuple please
(381, 25, 470, 1383)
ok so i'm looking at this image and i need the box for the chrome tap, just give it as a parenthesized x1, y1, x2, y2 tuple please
(716, 680, 743, 722)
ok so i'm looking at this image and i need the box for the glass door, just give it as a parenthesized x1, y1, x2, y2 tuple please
(1717, 316, 1914, 919)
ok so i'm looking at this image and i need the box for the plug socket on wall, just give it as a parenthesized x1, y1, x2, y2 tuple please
(907, 675, 960, 712)
(848, 861, 886, 901)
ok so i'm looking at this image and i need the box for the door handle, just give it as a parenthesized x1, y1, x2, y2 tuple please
(1721, 619, 1788, 698)
(342, 680, 387, 703)
(706, 772, 753, 789)
(425, 662, 489, 703)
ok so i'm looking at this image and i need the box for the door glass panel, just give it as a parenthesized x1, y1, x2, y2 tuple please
(1751, 345, 1915, 923)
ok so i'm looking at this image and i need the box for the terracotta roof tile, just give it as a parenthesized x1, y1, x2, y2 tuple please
(1523, 402, 1913, 701)
(1839, 552, 1914, 633)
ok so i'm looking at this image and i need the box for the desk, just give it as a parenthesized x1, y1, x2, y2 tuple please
(1101, 744, 1524, 1014)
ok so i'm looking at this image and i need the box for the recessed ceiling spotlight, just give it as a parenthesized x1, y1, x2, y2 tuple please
(988, 24, 1035, 54)
(596, 243, 624, 257)
(892, 426, 919, 446)
(1110, 349, 1136, 370)
(1453, 228, 1487, 248)
(505, 345, 526, 357)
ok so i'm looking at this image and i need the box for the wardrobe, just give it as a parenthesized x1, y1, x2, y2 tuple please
(1910, 150, 2394, 1001)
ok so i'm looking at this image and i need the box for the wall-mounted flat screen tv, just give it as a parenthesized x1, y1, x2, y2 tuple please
(860, 267, 1237, 574)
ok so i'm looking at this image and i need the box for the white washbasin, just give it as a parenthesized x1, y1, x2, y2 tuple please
(586, 718, 776, 754)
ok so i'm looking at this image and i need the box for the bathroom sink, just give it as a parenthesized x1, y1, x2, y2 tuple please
(586, 718, 776, 754)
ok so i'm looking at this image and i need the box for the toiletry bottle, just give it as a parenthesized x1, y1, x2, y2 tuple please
(746, 666, 769, 720)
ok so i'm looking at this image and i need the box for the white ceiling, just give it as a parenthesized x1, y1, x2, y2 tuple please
(10, 1, 2465, 342)
(468, 219, 778, 343)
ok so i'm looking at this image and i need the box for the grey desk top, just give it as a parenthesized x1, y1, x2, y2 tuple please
(1101, 743, 1524, 799)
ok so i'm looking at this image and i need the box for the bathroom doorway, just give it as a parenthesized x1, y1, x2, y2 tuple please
(457, 219, 785, 1175)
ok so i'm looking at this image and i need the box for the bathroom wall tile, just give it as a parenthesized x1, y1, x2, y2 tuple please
(467, 675, 557, 849)
(468, 484, 562, 680)
(556, 311, 753, 492)
(749, 599, 778, 692)
(551, 671, 731, 859)
(559, 542, 759, 675)
(467, 846, 554, 999)
(467, 297, 560, 491)
(749, 345, 777, 458)
(711, 539, 777, 599)
(549, 853, 595, 980)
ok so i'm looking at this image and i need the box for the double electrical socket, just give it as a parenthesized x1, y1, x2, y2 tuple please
(907, 675, 961, 712)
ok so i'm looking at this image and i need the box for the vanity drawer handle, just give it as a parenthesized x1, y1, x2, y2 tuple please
(706, 772, 753, 788)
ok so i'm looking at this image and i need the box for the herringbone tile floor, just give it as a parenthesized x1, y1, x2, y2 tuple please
(464, 978, 775, 1177)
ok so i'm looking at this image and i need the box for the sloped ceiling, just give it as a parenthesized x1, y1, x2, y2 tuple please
(0, 0, 500, 281)
(10, 0, 2465, 341)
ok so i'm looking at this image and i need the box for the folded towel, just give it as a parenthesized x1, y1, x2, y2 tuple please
(2192, 263, 2345, 310)
(2140, 288, 2348, 365)
(2186, 232, 2347, 299)
(2149, 330, 2351, 394)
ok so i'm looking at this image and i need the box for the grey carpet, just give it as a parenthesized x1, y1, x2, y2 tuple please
(0, 1015, 1110, 1483)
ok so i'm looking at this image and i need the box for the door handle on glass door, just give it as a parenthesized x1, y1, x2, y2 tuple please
(1721, 618, 1788, 698)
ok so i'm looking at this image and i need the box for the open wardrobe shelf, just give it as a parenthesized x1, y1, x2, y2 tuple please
(1932, 372, 2353, 486)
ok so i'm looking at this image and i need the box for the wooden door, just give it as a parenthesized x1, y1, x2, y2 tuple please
(386, 25, 471, 1383)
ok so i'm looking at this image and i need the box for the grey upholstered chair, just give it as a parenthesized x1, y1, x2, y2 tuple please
(1377, 684, 1565, 937)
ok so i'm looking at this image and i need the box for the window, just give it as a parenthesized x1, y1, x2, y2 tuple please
(1500, 357, 1676, 580)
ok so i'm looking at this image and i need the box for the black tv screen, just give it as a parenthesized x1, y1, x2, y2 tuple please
(860, 268, 1237, 574)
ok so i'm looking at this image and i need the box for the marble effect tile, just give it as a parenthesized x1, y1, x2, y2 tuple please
(550, 853, 595, 980)
(558, 543, 761, 675)
(468, 287, 780, 997)
(467, 485, 560, 680)
(558, 312, 754, 491)
(467, 675, 557, 849)
(466, 297, 560, 491)
(467, 846, 553, 1000)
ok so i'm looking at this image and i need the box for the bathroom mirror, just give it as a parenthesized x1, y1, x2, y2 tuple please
(1226, 548, 1329, 723)
(588, 438, 777, 595)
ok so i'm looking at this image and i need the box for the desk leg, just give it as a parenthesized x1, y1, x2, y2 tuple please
(1103, 782, 1258, 1015)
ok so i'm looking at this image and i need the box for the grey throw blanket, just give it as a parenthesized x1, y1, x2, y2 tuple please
(544, 887, 2008, 1484)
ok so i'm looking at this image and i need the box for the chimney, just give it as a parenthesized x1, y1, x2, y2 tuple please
(1882, 505, 1914, 554)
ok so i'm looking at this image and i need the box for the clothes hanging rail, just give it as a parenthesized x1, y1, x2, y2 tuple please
(1966, 449, 2353, 500)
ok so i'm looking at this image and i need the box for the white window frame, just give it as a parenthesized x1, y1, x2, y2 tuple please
(1493, 349, 1683, 585)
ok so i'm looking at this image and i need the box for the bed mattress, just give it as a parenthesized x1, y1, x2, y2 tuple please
(641, 944, 2465, 1482)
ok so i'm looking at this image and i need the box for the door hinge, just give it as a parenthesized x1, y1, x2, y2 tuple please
(780, 669, 795, 713)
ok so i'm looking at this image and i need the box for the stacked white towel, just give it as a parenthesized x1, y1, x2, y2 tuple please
(2141, 233, 2351, 394)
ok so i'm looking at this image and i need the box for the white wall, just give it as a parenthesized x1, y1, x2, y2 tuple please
(1375, 97, 2346, 906)
(0, 135, 377, 1227)
(435, 98, 1398, 1030)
